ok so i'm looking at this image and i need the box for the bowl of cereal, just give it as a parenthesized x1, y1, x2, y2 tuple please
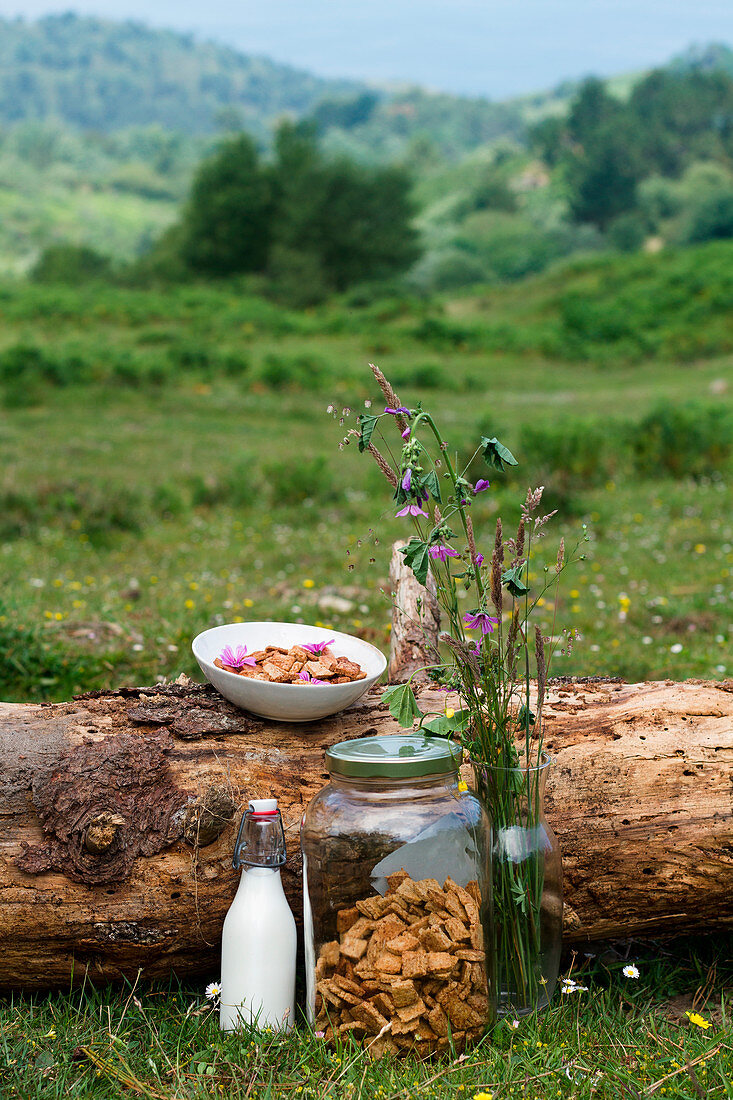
(192, 621, 387, 722)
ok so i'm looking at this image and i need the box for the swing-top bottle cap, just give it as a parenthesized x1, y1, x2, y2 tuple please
(249, 798, 278, 815)
(232, 798, 287, 869)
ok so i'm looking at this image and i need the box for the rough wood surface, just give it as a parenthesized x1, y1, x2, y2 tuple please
(1, 673, 731, 989)
(388, 540, 440, 682)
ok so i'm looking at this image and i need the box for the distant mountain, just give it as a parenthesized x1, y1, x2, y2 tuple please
(0, 12, 524, 157)
(0, 13, 360, 136)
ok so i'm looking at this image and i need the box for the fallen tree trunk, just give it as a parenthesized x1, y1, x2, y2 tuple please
(0, 562, 732, 989)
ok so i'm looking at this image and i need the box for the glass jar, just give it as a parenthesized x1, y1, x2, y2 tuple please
(471, 754, 562, 1017)
(301, 734, 494, 1057)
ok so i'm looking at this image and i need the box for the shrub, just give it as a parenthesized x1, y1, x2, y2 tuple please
(631, 401, 733, 479)
(608, 213, 648, 253)
(412, 317, 474, 350)
(684, 189, 733, 244)
(259, 353, 327, 391)
(31, 243, 112, 285)
(393, 363, 444, 390)
(264, 456, 338, 505)
(421, 249, 488, 292)
(518, 418, 623, 496)
(0, 480, 146, 541)
(0, 343, 93, 403)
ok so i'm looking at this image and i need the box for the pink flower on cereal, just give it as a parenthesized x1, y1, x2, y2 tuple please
(218, 645, 257, 669)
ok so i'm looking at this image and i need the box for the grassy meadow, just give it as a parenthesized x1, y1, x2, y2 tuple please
(1, 242, 731, 700)
(1, 241, 732, 1099)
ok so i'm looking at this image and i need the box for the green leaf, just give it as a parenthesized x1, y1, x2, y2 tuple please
(481, 436, 518, 472)
(382, 683, 422, 728)
(399, 537, 431, 587)
(420, 469, 442, 504)
(358, 413, 379, 453)
(502, 563, 529, 598)
(422, 708, 471, 736)
(510, 877, 529, 915)
(516, 704, 536, 731)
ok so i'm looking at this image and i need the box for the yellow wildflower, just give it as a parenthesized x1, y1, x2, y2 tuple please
(685, 1011, 711, 1030)
(303, 579, 315, 588)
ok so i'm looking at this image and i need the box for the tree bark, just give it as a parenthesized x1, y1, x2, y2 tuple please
(388, 540, 440, 682)
(0, 555, 731, 989)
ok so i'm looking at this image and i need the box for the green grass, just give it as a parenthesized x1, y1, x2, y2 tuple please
(0, 254, 731, 700)
(1, 936, 730, 1099)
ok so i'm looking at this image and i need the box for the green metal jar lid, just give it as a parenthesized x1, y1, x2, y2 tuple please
(326, 735, 462, 779)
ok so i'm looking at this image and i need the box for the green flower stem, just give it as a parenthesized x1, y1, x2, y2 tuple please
(412, 411, 485, 605)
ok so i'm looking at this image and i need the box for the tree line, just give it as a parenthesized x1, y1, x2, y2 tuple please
(533, 68, 733, 241)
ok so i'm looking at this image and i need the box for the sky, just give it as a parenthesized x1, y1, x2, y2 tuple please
(1, 0, 732, 98)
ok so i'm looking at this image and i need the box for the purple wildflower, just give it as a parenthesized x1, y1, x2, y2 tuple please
(428, 544, 459, 562)
(396, 503, 428, 518)
(385, 406, 411, 416)
(218, 644, 257, 669)
(463, 610, 500, 635)
(475, 553, 484, 567)
(402, 468, 412, 491)
(401, 426, 411, 439)
(302, 639, 335, 655)
(473, 479, 490, 493)
(298, 669, 328, 685)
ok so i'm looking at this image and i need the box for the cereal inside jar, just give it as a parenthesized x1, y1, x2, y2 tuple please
(301, 735, 494, 1057)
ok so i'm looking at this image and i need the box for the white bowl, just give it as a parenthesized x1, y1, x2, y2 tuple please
(192, 621, 387, 722)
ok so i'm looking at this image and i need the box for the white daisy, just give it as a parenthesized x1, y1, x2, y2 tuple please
(623, 964, 640, 979)
(560, 978, 588, 994)
(205, 980, 222, 1001)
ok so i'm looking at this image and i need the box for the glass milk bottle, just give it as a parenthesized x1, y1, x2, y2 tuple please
(220, 798, 297, 1032)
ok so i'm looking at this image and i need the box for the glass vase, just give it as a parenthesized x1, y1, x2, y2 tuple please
(471, 753, 562, 1016)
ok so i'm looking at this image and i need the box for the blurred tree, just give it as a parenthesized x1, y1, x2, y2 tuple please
(179, 134, 274, 276)
(567, 120, 643, 230)
(529, 115, 567, 167)
(269, 121, 420, 292)
(567, 78, 624, 146)
(161, 121, 420, 295)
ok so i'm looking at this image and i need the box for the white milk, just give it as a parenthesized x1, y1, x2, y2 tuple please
(219, 818, 297, 1031)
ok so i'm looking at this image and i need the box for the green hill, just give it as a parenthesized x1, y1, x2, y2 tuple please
(0, 12, 522, 156)
(0, 13, 359, 136)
